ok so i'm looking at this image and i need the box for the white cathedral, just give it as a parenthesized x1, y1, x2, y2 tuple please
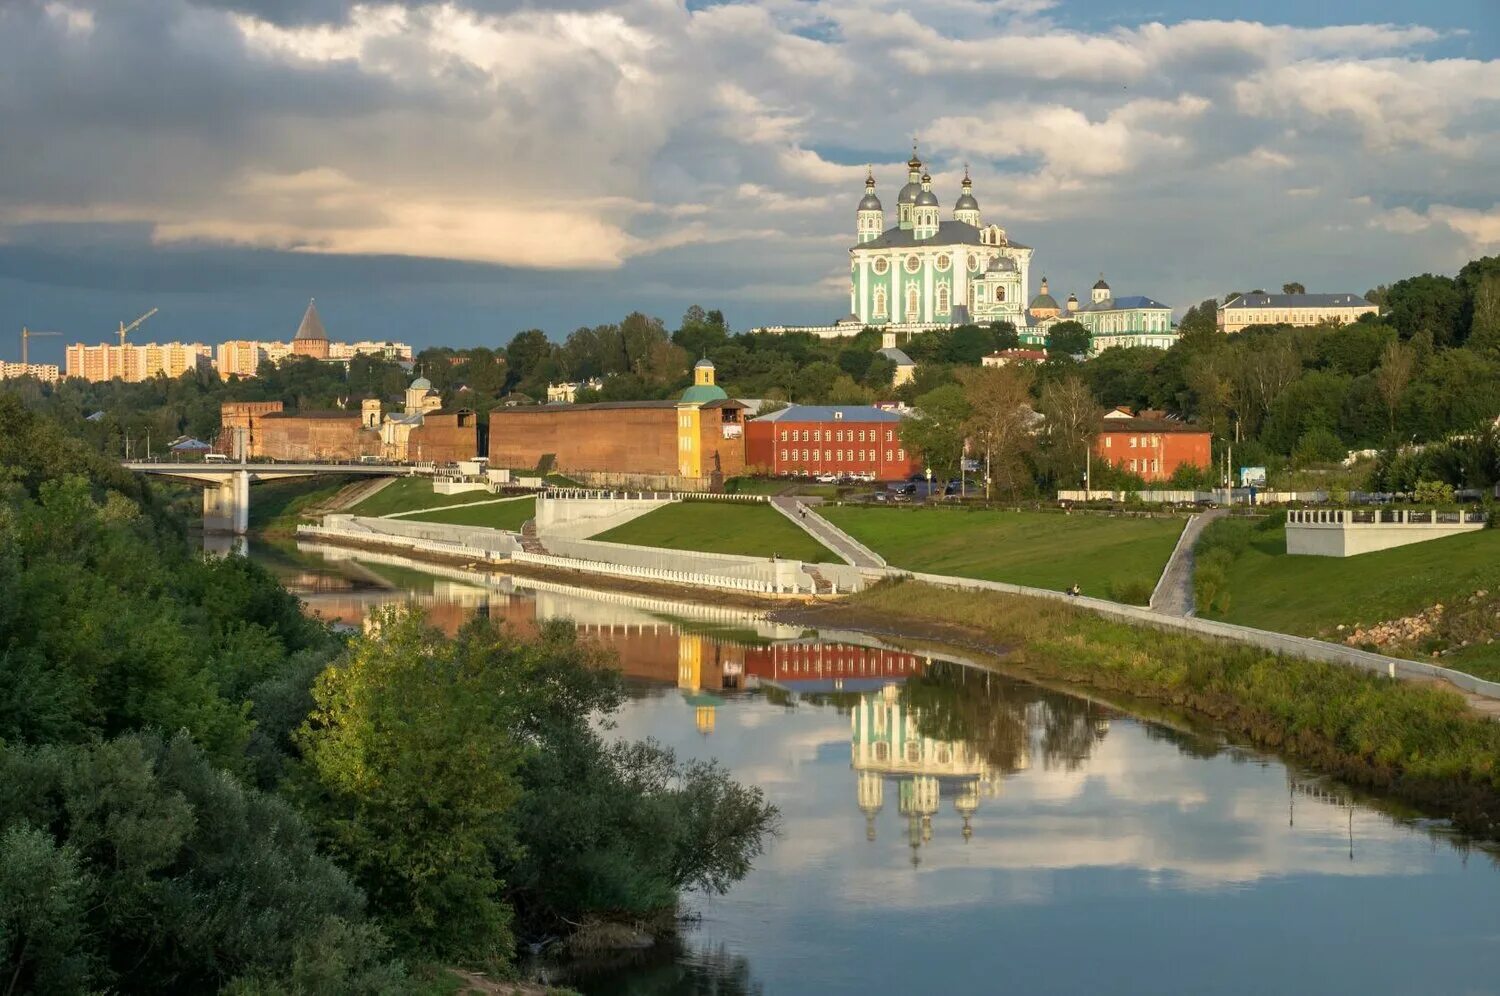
(847, 147, 1033, 329)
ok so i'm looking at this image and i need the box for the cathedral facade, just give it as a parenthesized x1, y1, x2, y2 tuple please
(848, 149, 1033, 328)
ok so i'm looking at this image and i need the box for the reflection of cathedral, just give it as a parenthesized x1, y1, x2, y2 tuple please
(852, 683, 1028, 860)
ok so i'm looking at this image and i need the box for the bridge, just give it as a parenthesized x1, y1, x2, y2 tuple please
(122, 461, 429, 534)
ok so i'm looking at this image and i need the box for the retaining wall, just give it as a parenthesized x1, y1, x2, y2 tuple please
(325, 514, 523, 554)
(535, 495, 675, 539)
(541, 535, 814, 589)
(1285, 508, 1487, 557)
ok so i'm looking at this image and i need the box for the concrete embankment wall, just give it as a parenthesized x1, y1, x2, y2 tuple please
(535, 496, 675, 539)
(541, 535, 808, 588)
(896, 569, 1500, 701)
(325, 514, 523, 554)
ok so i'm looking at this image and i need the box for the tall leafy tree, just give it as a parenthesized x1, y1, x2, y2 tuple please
(905, 385, 971, 479)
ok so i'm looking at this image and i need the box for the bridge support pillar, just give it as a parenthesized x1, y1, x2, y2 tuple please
(203, 470, 251, 535)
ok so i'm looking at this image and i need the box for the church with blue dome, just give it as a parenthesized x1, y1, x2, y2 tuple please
(847, 147, 1034, 329)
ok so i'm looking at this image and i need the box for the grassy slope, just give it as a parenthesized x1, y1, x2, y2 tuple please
(821, 506, 1184, 601)
(400, 497, 537, 532)
(347, 477, 508, 517)
(594, 501, 838, 563)
(1208, 525, 1500, 677)
(247, 476, 357, 533)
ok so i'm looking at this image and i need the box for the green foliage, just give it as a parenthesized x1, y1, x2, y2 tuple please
(1192, 517, 1255, 614)
(904, 385, 972, 479)
(1293, 425, 1346, 466)
(1412, 480, 1456, 505)
(296, 610, 778, 955)
(1106, 574, 1156, 604)
(296, 610, 529, 962)
(1046, 320, 1091, 356)
(0, 732, 406, 994)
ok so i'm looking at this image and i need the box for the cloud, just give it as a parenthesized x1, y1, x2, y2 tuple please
(1371, 203, 1500, 252)
(0, 0, 1496, 342)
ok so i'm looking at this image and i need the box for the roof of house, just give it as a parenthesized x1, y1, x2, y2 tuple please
(987, 348, 1047, 360)
(1224, 292, 1373, 309)
(877, 346, 914, 366)
(1098, 408, 1204, 433)
(852, 220, 1030, 252)
(754, 405, 905, 423)
(1074, 294, 1171, 313)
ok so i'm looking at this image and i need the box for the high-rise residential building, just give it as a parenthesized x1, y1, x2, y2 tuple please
(0, 362, 61, 383)
(327, 340, 415, 362)
(217, 340, 271, 378)
(64, 342, 212, 383)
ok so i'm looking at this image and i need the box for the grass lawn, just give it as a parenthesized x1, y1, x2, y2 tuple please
(347, 477, 507, 517)
(724, 477, 839, 499)
(594, 501, 839, 563)
(400, 496, 536, 532)
(821, 505, 1185, 602)
(1206, 525, 1500, 678)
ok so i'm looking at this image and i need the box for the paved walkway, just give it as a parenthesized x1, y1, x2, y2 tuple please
(771, 497, 886, 569)
(1150, 508, 1228, 616)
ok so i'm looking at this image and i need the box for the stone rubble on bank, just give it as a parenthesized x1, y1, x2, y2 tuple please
(1339, 590, 1498, 658)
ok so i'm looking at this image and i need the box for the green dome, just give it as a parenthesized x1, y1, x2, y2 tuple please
(680, 384, 728, 403)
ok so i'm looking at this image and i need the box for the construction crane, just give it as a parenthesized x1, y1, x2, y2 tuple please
(117, 308, 158, 348)
(20, 327, 63, 366)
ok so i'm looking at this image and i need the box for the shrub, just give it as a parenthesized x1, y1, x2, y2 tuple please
(1107, 574, 1156, 605)
(1413, 479, 1456, 505)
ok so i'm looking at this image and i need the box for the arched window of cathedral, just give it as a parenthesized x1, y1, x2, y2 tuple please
(873, 288, 886, 316)
(967, 253, 978, 271)
(873, 257, 888, 275)
(937, 284, 949, 314)
(907, 284, 919, 317)
(995, 287, 1006, 302)
(935, 254, 950, 272)
(905, 254, 920, 273)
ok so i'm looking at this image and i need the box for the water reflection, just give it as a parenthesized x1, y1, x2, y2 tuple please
(257, 541, 1500, 996)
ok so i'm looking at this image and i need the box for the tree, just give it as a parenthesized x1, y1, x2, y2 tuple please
(1282, 282, 1306, 295)
(0, 733, 404, 995)
(504, 329, 552, 385)
(1234, 336, 1302, 436)
(1460, 263, 1500, 354)
(903, 385, 971, 480)
(1036, 375, 1099, 489)
(1384, 274, 1464, 346)
(1178, 298, 1221, 338)
(1184, 350, 1235, 439)
(296, 609, 529, 961)
(1374, 339, 1415, 432)
(957, 365, 1035, 497)
(1046, 320, 1091, 356)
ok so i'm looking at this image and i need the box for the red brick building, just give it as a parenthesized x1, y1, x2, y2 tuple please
(488, 399, 747, 489)
(1093, 408, 1210, 482)
(745, 405, 917, 480)
(407, 410, 482, 464)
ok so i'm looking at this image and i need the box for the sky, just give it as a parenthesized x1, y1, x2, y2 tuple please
(1, 0, 1497, 362)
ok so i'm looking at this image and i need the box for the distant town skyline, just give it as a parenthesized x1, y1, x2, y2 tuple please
(3, 0, 1497, 365)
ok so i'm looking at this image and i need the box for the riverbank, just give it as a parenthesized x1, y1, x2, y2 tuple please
(775, 578, 1500, 839)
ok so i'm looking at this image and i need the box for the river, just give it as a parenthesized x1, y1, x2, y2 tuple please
(252, 538, 1500, 995)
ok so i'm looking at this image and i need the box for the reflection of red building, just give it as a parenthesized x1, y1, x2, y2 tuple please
(743, 643, 925, 684)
